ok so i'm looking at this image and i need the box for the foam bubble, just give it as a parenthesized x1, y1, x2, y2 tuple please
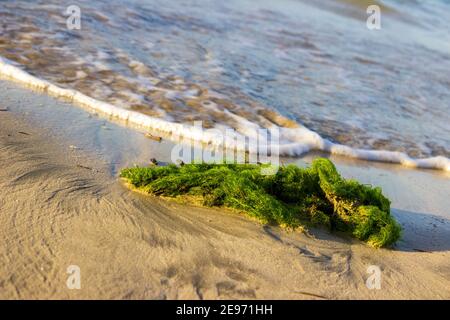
(1, 55, 449, 172)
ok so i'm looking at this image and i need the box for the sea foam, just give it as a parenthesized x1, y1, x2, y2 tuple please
(1, 55, 449, 172)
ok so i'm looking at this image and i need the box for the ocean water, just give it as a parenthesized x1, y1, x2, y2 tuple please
(1, 0, 449, 166)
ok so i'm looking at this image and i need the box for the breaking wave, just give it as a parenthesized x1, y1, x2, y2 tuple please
(2, 55, 449, 172)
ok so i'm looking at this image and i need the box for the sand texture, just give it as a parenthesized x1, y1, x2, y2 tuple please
(0, 82, 450, 299)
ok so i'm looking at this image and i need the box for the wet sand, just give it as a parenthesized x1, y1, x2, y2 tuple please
(0, 81, 449, 299)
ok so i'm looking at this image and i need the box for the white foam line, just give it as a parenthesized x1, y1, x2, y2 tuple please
(1, 56, 449, 172)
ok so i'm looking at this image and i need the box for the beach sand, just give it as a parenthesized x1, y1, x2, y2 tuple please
(1, 80, 449, 299)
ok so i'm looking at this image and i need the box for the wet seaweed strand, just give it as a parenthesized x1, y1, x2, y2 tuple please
(120, 158, 401, 248)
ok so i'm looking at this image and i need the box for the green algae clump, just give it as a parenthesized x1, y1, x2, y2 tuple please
(120, 158, 401, 248)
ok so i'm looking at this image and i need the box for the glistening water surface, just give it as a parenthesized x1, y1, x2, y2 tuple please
(1, 0, 449, 158)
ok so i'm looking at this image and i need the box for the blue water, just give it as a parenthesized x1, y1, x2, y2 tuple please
(1, 0, 449, 158)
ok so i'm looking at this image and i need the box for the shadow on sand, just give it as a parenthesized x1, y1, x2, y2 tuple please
(262, 208, 450, 253)
(391, 209, 450, 253)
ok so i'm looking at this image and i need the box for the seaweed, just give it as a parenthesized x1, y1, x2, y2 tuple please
(120, 158, 401, 248)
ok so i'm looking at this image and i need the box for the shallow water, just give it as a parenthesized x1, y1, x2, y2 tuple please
(1, 0, 449, 158)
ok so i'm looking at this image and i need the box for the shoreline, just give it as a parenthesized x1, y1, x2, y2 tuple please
(2, 57, 450, 172)
(1, 81, 450, 299)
